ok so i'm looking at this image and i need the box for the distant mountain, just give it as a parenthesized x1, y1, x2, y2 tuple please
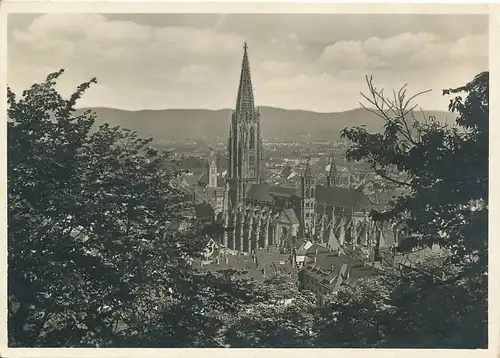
(76, 106, 456, 144)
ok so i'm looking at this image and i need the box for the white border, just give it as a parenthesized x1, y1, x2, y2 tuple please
(0, 1, 498, 358)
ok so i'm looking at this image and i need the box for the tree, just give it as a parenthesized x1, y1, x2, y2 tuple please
(224, 272, 317, 347)
(8, 70, 318, 348)
(313, 254, 487, 348)
(8, 70, 208, 347)
(341, 72, 488, 276)
(327, 72, 489, 348)
(312, 274, 394, 348)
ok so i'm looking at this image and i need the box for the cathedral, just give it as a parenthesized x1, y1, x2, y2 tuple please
(199, 43, 395, 256)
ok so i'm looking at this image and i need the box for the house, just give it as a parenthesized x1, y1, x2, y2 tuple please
(298, 243, 378, 305)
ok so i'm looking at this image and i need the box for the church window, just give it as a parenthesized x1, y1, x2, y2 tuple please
(306, 188, 310, 197)
(311, 189, 315, 197)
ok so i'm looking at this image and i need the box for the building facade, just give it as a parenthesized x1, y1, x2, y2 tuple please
(192, 43, 399, 259)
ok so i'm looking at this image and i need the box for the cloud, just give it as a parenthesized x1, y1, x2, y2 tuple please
(449, 33, 488, 61)
(9, 14, 245, 96)
(155, 26, 242, 59)
(12, 14, 243, 64)
(8, 14, 488, 112)
(319, 32, 488, 72)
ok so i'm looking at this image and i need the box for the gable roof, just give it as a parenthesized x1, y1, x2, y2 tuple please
(302, 250, 377, 290)
(197, 172, 225, 188)
(327, 229, 342, 251)
(268, 186, 299, 198)
(284, 208, 300, 225)
(183, 175, 199, 187)
(247, 183, 274, 203)
(200, 248, 295, 282)
(315, 185, 371, 210)
(206, 186, 225, 197)
(247, 184, 300, 204)
(296, 240, 314, 255)
(198, 172, 208, 186)
(276, 208, 300, 225)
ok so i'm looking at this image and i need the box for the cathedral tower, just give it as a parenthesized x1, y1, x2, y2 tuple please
(327, 150, 338, 188)
(301, 159, 316, 237)
(227, 42, 262, 202)
(224, 42, 263, 248)
(228, 42, 262, 185)
(207, 148, 217, 188)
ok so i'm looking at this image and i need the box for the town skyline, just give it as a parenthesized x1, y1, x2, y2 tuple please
(8, 13, 488, 113)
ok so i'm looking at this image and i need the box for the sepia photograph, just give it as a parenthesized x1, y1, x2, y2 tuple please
(5, 5, 490, 351)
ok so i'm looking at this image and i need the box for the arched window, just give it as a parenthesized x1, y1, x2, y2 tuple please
(249, 128, 255, 149)
(305, 188, 310, 197)
(311, 189, 315, 198)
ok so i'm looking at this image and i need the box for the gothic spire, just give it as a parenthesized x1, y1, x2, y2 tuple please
(304, 158, 312, 178)
(208, 147, 216, 166)
(235, 41, 255, 117)
(327, 148, 337, 187)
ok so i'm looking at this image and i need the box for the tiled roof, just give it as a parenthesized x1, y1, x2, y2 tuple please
(203, 253, 256, 271)
(200, 247, 296, 281)
(183, 175, 199, 187)
(326, 230, 342, 251)
(206, 186, 225, 197)
(268, 185, 299, 197)
(284, 208, 300, 225)
(247, 183, 300, 203)
(302, 250, 377, 290)
(305, 242, 330, 256)
(315, 185, 371, 210)
(197, 173, 226, 188)
(296, 240, 314, 254)
(195, 202, 215, 219)
(198, 172, 208, 186)
(255, 246, 291, 267)
(247, 183, 274, 203)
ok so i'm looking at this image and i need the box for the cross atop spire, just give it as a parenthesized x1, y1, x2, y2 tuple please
(235, 41, 255, 119)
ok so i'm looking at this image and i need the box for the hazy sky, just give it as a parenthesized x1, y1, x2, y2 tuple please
(8, 13, 488, 112)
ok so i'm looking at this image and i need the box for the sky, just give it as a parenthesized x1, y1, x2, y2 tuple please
(7, 13, 488, 112)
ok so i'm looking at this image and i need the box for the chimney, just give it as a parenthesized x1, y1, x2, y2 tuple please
(216, 256, 220, 265)
(330, 264, 334, 272)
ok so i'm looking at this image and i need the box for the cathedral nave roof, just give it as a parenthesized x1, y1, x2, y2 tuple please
(315, 185, 372, 211)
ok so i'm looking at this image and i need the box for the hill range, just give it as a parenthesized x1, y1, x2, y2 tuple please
(76, 106, 456, 144)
